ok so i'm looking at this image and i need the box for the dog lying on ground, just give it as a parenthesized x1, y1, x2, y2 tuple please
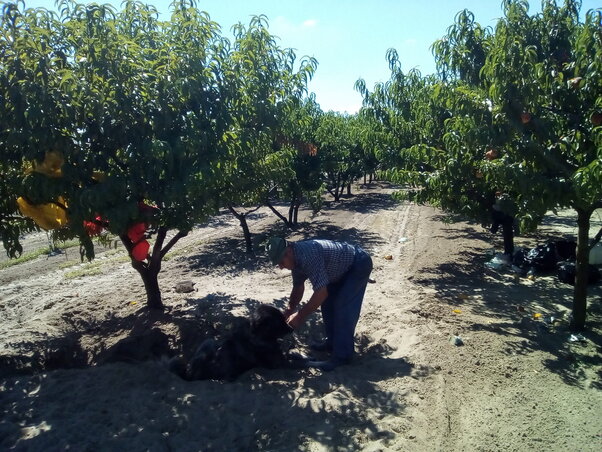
(170, 304, 304, 381)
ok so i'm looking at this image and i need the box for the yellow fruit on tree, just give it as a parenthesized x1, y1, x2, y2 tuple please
(17, 196, 69, 230)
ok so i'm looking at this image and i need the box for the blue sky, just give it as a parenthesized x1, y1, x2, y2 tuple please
(22, 0, 601, 113)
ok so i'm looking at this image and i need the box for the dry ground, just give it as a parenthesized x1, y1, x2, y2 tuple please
(1, 183, 601, 451)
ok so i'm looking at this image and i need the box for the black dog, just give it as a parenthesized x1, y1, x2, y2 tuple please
(170, 304, 299, 381)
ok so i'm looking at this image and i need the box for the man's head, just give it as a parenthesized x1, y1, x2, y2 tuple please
(266, 237, 294, 269)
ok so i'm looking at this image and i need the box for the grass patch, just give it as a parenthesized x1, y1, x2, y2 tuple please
(64, 261, 104, 279)
(112, 254, 131, 264)
(0, 247, 53, 270)
(59, 260, 79, 270)
(59, 249, 130, 272)
(0, 239, 82, 271)
(57, 249, 126, 270)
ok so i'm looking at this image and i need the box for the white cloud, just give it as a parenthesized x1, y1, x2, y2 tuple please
(272, 16, 318, 36)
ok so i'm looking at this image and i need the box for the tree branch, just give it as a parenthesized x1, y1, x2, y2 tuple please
(228, 203, 262, 219)
(160, 230, 188, 259)
(265, 199, 291, 228)
(245, 204, 263, 215)
(228, 204, 242, 220)
(153, 226, 167, 259)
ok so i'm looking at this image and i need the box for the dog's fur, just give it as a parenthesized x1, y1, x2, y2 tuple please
(170, 304, 297, 381)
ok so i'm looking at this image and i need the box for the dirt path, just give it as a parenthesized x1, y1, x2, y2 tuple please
(1, 183, 601, 451)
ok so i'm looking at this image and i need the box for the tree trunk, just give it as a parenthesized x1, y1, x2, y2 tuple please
(265, 199, 291, 228)
(571, 208, 591, 331)
(346, 183, 352, 196)
(292, 200, 301, 227)
(288, 197, 301, 228)
(332, 174, 341, 201)
(363, 173, 367, 185)
(139, 266, 163, 310)
(125, 246, 164, 310)
(228, 205, 253, 255)
(288, 200, 295, 225)
(240, 216, 253, 255)
(122, 236, 164, 310)
(119, 227, 187, 310)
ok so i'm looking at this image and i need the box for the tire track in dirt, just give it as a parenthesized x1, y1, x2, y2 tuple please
(353, 200, 482, 449)
(322, 196, 455, 450)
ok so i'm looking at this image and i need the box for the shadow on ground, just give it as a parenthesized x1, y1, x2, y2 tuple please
(323, 190, 401, 214)
(410, 219, 602, 389)
(185, 191, 392, 275)
(0, 289, 423, 451)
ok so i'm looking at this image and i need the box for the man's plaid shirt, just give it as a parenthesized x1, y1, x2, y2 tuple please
(291, 239, 356, 291)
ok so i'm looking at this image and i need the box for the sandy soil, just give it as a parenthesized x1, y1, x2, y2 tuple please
(1, 183, 601, 452)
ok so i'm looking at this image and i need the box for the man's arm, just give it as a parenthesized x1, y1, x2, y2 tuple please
(287, 284, 305, 314)
(287, 286, 328, 329)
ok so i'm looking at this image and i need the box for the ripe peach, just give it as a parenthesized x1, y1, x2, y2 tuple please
(485, 149, 499, 160)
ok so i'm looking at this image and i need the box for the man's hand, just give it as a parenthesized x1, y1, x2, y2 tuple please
(283, 306, 295, 318)
(286, 311, 305, 330)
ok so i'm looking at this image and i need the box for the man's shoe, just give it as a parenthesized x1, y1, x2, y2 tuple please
(307, 357, 350, 372)
(286, 351, 313, 369)
(309, 340, 333, 352)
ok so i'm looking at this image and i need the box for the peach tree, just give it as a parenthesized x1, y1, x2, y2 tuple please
(208, 15, 317, 253)
(315, 112, 367, 201)
(436, 0, 601, 330)
(360, 0, 601, 329)
(0, 1, 311, 309)
(269, 94, 323, 229)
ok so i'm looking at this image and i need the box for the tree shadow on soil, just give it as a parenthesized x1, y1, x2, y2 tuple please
(0, 293, 425, 451)
(0, 354, 417, 451)
(0, 293, 246, 378)
(183, 186, 402, 276)
(410, 224, 602, 388)
(538, 211, 580, 230)
(186, 235, 273, 275)
(293, 225, 383, 252)
(323, 190, 402, 214)
(185, 223, 384, 277)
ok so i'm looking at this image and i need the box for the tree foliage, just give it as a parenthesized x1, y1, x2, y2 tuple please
(0, 0, 314, 307)
(210, 15, 317, 253)
(359, 0, 602, 329)
(272, 94, 324, 227)
(315, 112, 368, 201)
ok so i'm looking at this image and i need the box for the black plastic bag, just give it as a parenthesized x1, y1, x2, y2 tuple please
(512, 248, 529, 267)
(525, 243, 558, 272)
(554, 240, 577, 261)
(557, 261, 601, 286)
